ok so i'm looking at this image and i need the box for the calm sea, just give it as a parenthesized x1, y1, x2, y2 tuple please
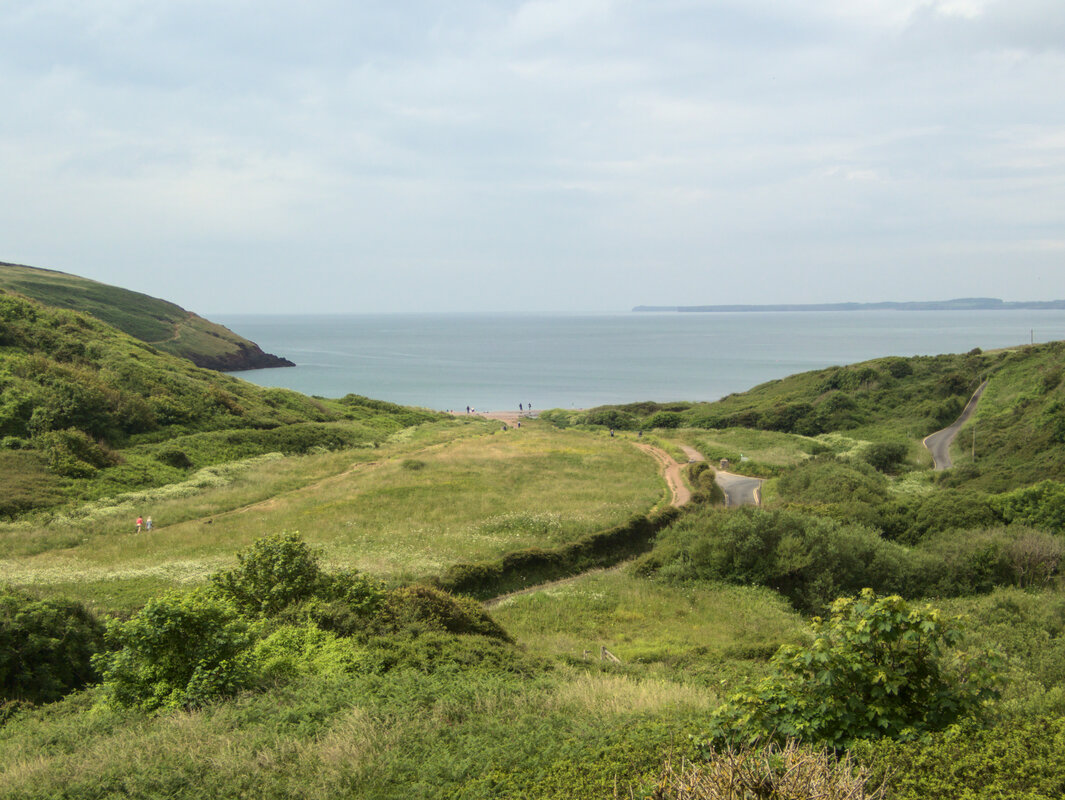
(215, 311, 1065, 412)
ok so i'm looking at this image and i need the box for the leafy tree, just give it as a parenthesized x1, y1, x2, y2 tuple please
(708, 590, 1000, 748)
(211, 531, 324, 617)
(0, 587, 104, 703)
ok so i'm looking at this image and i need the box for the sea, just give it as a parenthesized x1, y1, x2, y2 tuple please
(214, 311, 1065, 412)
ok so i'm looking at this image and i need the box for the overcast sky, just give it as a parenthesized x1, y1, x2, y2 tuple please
(2, 0, 1064, 314)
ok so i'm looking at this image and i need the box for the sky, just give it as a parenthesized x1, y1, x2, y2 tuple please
(1, 0, 1064, 314)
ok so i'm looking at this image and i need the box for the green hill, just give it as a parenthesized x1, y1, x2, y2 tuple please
(543, 341, 1065, 491)
(0, 289, 439, 517)
(0, 261, 293, 371)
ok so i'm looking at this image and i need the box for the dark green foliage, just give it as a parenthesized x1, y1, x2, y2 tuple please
(992, 480, 1065, 533)
(637, 507, 1051, 611)
(636, 507, 919, 613)
(776, 456, 890, 506)
(379, 584, 513, 641)
(36, 427, 118, 477)
(155, 447, 193, 469)
(911, 489, 1000, 542)
(709, 590, 1000, 748)
(862, 716, 1065, 800)
(583, 407, 639, 430)
(688, 462, 726, 505)
(436, 507, 681, 599)
(94, 590, 257, 711)
(646, 411, 683, 429)
(211, 531, 324, 617)
(862, 441, 908, 473)
(0, 587, 104, 704)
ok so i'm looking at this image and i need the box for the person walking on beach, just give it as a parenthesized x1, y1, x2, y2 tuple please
(519, 403, 523, 412)
(135, 516, 143, 533)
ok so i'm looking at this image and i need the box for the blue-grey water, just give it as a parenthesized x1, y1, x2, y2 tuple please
(215, 311, 1065, 412)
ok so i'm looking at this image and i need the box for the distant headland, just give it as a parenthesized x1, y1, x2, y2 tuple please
(633, 298, 1065, 313)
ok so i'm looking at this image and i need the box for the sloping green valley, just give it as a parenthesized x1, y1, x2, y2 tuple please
(2, 275, 1065, 799)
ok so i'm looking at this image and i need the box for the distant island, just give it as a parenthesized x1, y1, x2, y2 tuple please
(633, 298, 1065, 313)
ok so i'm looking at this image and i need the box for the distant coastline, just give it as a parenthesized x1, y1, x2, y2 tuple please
(633, 298, 1065, 313)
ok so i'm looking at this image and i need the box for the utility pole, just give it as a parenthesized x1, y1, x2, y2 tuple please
(972, 421, 976, 461)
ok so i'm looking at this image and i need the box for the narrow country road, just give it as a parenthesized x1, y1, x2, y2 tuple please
(923, 379, 989, 470)
(715, 471, 763, 507)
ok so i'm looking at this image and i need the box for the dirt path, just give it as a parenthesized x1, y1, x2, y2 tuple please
(923, 379, 989, 470)
(635, 443, 691, 508)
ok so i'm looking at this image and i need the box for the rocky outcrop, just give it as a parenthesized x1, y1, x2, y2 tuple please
(188, 343, 296, 372)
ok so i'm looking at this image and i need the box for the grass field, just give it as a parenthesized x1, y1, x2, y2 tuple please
(0, 421, 665, 612)
(491, 569, 805, 683)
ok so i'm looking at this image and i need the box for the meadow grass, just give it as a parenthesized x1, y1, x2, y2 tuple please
(0, 421, 665, 611)
(0, 665, 715, 800)
(491, 569, 804, 684)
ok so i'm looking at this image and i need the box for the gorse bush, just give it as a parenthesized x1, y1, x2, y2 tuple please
(861, 716, 1065, 800)
(0, 587, 104, 704)
(708, 590, 1001, 748)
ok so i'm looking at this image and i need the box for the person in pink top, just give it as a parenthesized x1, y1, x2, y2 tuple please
(135, 516, 143, 533)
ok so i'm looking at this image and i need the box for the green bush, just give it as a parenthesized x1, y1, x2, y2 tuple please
(381, 584, 512, 642)
(708, 590, 1001, 748)
(36, 427, 118, 477)
(861, 716, 1065, 800)
(992, 480, 1065, 533)
(776, 456, 890, 506)
(862, 441, 908, 473)
(94, 589, 257, 711)
(0, 587, 104, 704)
(211, 531, 324, 617)
(641, 507, 920, 612)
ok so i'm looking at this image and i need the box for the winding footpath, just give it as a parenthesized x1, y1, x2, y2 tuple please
(923, 379, 989, 470)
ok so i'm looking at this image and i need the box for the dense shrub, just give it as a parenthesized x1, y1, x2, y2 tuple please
(861, 441, 908, 474)
(0, 587, 104, 704)
(211, 531, 324, 617)
(94, 589, 257, 711)
(688, 462, 725, 505)
(708, 590, 1000, 748)
(381, 584, 513, 642)
(776, 456, 890, 506)
(645, 411, 683, 429)
(36, 427, 118, 477)
(861, 716, 1065, 800)
(992, 480, 1065, 533)
(638, 507, 920, 612)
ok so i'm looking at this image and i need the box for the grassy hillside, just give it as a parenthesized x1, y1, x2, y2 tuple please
(0, 261, 292, 371)
(545, 342, 1065, 491)
(0, 290, 439, 518)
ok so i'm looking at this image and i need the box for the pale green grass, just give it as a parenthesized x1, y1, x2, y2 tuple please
(674, 428, 827, 468)
(492, 570, 804, 682)
(1, 422, 665, 610)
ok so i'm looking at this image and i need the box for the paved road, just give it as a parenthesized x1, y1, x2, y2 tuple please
(715, 471, 763, 507)
(923, 379, 989, 470)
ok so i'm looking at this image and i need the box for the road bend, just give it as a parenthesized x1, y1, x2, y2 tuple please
(923, 379, 989, 471)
